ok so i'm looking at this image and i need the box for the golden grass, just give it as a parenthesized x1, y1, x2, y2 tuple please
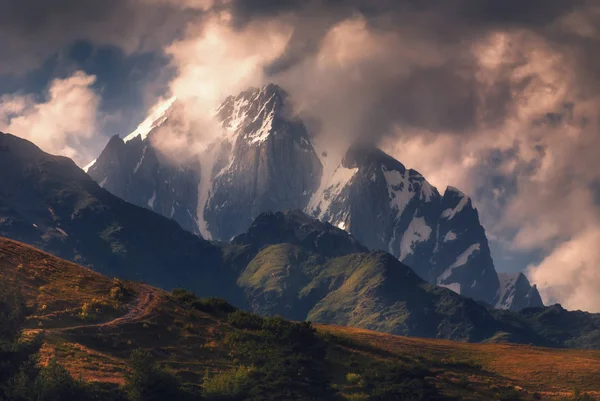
(318, 324, 600, 399)
(2, 237, 600, 400)
(0, 237, 233, 384)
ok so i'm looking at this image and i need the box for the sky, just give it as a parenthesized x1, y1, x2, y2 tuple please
(1, 0, 600, 311)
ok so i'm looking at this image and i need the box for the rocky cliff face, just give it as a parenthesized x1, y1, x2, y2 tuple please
(87, 134, 201, 235)
(86, 84, 542, 310)
(497, 272, 545, 310)
(308, 145, 500, 304)
(204, 84, 322, 240)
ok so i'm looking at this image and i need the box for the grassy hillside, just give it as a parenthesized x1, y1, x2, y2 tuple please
(236, 244, 600, 348)
(1, 237, 599, 400)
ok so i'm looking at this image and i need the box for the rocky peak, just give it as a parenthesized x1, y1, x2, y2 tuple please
(203, 84, 322, 240)
(216, 84, 293, 146)
(497, 272, 544, 310)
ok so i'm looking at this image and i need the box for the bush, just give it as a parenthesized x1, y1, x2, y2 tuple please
(227, 310, 264, 331)
(203, 365, 253, 400)
(124, 349, 187, 401)
(362, 364, 441, 401)
(191, 298, 237, 316)
(172, 288, 198, 304)
(457, 374, 470, 389)
(34, 359, 91, 401)
(497, 386, 521, 401)
(346, 373, 362, 385)
(111, 278, 133, 303)
(345, 393, 369, 401)
(224, 314, 336, 400)
(0, 280, 28, 342)
(79, 302, 95, 320)
(172, 289, 237, 316)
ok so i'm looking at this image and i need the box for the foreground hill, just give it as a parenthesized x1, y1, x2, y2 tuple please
(0, 239, 600, 400)
(1, 237, 599, 400)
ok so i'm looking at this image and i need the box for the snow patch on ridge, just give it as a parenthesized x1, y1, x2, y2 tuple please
(496, 272, 521, 309)
(133, 146, 147, 174)
(439, 282, 461, 295)
(196, 145, 220, 240)
(399, 216, 432, 260)
(444, 231, 457, 242)
(419, 180, 436, 202)
(221, 95, 252, 145)
(124, 96, 176, 143)
(312, 165, 357, 221)
(148, 190, 157, 209)
(438, 243, 481, 282)
(383, 166, 415, 218)
(441, 195, 469, 219)
(248, 108, 274, 144)
(307, 139, 355, 220)
(83, 159, 96, 173)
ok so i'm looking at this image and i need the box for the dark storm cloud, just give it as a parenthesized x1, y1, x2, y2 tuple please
(228, 0, 584, 39)
(0, 0, 203, 74)
(221, 0, 596, 138)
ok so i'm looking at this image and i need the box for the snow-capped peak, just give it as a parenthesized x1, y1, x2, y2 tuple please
(123, 96, 177, 143)
(214, 84, 288, 147)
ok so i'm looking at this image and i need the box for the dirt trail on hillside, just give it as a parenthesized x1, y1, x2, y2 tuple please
(51, 285, 159, 333)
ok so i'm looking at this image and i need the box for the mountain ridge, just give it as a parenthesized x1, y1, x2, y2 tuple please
(0, 134, 599, 349)
(86, 84, 542, 311)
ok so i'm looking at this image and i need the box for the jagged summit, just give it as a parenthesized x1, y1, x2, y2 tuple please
(123, 96, 177, 143)
(216, 83, 299, 147)
(497, 272, 544, 310)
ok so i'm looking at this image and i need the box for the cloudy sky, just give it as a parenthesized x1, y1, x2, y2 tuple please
(1, 0, 600, 311)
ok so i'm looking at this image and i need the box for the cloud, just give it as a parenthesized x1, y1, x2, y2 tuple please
(528, 228, 600, 311)
(142, 10, 292, 161)
(0, 71, 100, 165)
(7, 0, 600, 311)
(0, 0, 215, 74)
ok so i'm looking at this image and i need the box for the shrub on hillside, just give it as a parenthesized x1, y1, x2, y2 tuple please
(172, 289, 236, 316)
(362, 364, 441, 401)
(346, 373, 363, 385)
(227, 310, 264, 331)
(203, 365, 253, 400)
(124, 349, 189, 401)
(34, 359, 92, 401)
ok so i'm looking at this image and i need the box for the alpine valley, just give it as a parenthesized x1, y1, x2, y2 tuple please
(87, 84, 542, 311)
(1, 130, 600, 351)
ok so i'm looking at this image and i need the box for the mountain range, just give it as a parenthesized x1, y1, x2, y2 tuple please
(86, 83, 542, 311)
(1, 130, 599, 349)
